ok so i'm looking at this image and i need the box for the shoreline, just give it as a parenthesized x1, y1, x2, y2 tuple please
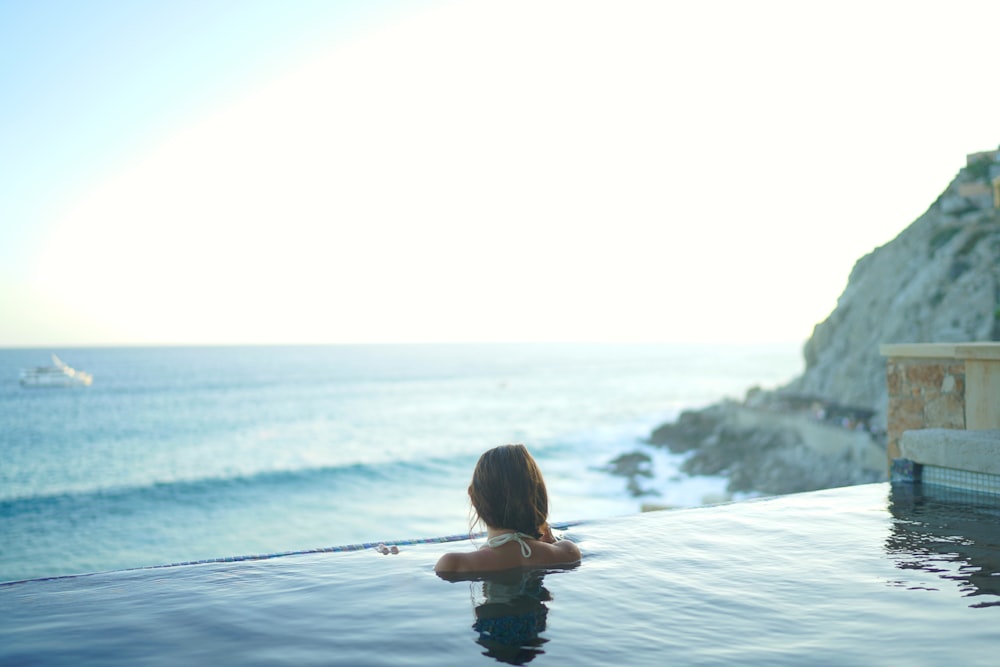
(606, 388, 887, 501)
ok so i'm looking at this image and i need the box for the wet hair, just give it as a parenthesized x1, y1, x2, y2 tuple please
(468, 444, 549, 539)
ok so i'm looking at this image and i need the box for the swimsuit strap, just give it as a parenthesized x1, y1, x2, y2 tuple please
(486, 531, 533, 558)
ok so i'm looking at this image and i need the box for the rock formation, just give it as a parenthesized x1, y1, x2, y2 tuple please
(646, 400, 885, 496)
(788, 157, 1000, 429)
(635, 150, 1000, 499)
(600, 451, 658, 497)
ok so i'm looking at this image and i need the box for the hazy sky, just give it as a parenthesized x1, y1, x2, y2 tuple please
(2, 0, 997, 347)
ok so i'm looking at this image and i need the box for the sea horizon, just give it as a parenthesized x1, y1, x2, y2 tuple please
(1, 341, 804, 582)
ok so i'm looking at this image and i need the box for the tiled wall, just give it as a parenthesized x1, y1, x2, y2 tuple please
(922, 465, 1000, 495)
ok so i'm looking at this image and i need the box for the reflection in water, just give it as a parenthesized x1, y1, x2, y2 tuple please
(472, 571, 550, 664)
(886, 482, 1000, 608)
(440, 567, 576, 665)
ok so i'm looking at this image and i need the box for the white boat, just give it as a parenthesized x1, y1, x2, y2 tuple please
(19, 355, 93, 387)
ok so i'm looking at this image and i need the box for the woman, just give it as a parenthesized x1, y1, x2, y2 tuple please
(435, 444, 581, 573)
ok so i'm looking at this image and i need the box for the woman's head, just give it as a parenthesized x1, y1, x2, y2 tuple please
(468, 444, 549, 538)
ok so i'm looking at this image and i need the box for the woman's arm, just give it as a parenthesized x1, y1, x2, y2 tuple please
(435, 552, 462, 572)
(555, 539, 581, 562)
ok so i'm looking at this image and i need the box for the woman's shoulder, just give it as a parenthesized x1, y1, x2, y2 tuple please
(435, 532, 581, 575)
(435, 547, 503, 574)
(434, 551, 467, 573)
(538, 537, 581, 564)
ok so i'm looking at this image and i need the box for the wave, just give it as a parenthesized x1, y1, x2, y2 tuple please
(0, 455, 468, 511)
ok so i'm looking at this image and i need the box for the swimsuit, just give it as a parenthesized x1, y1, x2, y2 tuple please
(486, 531, 534, 558)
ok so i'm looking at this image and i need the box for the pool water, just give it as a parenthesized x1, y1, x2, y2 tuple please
(2, 483, 998, 666)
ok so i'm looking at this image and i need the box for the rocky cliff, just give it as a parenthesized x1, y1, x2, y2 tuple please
(634, 152, 1000, 500)
(787, 157, 1000, 428)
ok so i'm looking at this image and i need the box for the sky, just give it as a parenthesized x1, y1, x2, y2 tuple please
(1, 0, 997, 348)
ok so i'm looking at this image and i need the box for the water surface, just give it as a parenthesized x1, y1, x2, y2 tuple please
(1, 343, 801, 581)
(3, 483, 997, 666)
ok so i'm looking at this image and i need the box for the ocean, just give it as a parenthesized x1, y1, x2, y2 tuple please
(0, 343, 802, 583)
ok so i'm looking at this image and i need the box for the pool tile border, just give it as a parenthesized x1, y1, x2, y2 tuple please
(891, 457, 1000, 496)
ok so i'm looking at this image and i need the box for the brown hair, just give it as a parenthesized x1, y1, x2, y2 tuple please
(468, 444, 549, 538)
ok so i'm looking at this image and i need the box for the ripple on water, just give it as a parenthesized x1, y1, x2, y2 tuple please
(2, 483, 1000, 666)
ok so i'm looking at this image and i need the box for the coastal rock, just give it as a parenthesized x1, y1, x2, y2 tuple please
(649, 401, 884, 496)
(646, 151, 1000, 497)
(788, 162, 1000, 429)
(601, 451, 660, 497)
(649, 406, 726, 453)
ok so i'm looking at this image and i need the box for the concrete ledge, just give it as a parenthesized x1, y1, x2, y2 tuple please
(880, 342, 1000, 360)
(900, 428, 1000, 475)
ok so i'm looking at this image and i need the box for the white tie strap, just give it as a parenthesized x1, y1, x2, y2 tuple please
(485, 531, 533, 558)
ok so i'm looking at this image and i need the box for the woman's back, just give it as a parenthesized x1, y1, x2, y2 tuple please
(436, 526, 581, 574)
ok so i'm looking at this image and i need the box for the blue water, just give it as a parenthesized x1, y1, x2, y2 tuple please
(1, 343, 802, 583)
(2, 483, 998, 666)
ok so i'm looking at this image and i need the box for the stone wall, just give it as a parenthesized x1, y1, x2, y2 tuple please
(882, 343, 1000, 463)
(884, 356, 965, 460)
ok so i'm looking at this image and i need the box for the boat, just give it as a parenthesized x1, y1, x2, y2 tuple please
(19, 355, 93, 387)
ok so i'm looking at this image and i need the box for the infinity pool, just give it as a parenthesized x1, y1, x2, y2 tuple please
(2, 483, 998, 666)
